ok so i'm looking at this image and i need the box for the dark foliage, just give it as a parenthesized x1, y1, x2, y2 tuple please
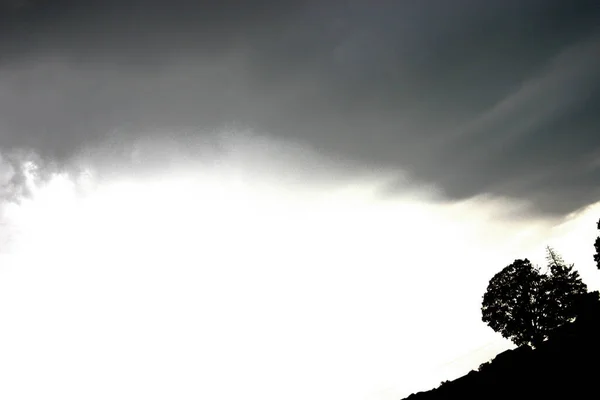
(481, 249, 587, 348)
(594, 219, 600, 269)
(477, 361, 491, 372)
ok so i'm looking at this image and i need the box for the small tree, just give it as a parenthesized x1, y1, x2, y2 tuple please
(594, 219, 600, 269)
(541, 247, 587, 327)
(481, 248, 587, 348)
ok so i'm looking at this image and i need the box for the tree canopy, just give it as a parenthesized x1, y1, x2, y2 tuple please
(481, 248, 587, 348)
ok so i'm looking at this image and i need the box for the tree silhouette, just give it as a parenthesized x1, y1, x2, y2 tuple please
(594, 219, 600, 269)
(541, 247, 587, 327)
(481, 248, 587, 348)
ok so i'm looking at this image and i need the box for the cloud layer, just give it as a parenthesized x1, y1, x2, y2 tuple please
(0, 0, 599, 215)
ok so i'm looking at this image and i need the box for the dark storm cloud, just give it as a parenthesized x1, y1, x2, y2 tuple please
(0, 0, 599, 215)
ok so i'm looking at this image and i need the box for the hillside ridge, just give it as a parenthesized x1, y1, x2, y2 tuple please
(402, 291, 600, 400)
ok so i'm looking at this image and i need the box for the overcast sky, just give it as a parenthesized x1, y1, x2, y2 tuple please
(1, 1, 600, 400)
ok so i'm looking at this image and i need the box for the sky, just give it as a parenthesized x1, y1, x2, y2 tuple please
(0, 1, 599, 399)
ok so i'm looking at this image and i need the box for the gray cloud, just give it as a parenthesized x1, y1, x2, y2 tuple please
(0, 0, 599, 216)
(0, 149, 51, 202)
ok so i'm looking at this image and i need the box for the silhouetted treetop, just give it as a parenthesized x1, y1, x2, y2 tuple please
(594, 219, 600, 269)
(481, 248, 587, 348)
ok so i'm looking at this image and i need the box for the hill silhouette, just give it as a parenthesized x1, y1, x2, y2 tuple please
(402, 291, 600, 400)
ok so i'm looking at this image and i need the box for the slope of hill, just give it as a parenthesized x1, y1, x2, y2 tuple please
(402, 292, 600, 400)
